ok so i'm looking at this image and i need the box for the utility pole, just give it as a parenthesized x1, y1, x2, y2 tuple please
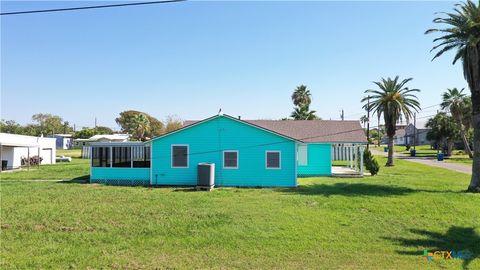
(94, 117, 97, 128)
(413, 113, 416, 151)
(340, 109, 344, 121)
(377, 113, 381, 147)
(366, 95, 370, 150)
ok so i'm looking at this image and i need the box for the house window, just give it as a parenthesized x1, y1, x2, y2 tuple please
(223, 151, 238, 169)
(172, 145, 188, 168)
(112, 147, 131, 167)
(133, 146, 150, 168)
(298, 144, 308, 166)
(92, 147, 110, 167)
(266, 151, 281, 169)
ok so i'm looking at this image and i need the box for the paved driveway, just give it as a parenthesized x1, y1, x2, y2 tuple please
(370, 149, 472, 175)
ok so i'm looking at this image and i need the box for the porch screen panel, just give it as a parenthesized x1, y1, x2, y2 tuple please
(92, 147, 110, 167)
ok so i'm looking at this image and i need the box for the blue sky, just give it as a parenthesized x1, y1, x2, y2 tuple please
(1, 1, 465, 130)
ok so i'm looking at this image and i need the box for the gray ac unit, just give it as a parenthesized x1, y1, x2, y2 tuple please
(197, 163, 215, 187)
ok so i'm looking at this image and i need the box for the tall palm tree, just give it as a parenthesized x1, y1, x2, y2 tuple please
(132, 113, 150, 141)
(362, 76, 421, 166)
(360, 115, 368, 129)
(426, 0, 480, 192)
(441, 88, 473, 158)
(291, 85, 312, 107)
(290, 104, 319, 120)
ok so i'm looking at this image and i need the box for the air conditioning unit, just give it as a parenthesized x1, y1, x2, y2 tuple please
(197, 163, 215, 191)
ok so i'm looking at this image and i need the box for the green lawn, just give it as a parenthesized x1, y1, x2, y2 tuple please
(56, 148, 82, 158)
(446, 157, 474, 165)
(0, 157, 89, 181)
(1, 157, 479, 269)
(394, 144, 438, 157)
(389, 145, 473, 165)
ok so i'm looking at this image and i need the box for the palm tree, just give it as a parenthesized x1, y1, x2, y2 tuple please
(441, 88, 473, 158)
(360, 115, 368, 129)
(291, 85, 312, 107)
(426, 0, 480, 192)
(362, 76, 420, 166)
(132, 113, 150, 141)
(290, 104, 319, 120)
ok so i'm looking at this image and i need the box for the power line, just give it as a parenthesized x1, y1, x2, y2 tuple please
(0, 0, 186, 16)
(149, 126, 375, 159)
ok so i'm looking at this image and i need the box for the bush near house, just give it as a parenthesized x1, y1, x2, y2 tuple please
(363, 149, 380, 175)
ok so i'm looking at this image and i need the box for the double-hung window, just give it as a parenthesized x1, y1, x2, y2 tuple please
(172, 145, 188, 168)
(223, 151, 238, 169)
(266, 151, 281, 169)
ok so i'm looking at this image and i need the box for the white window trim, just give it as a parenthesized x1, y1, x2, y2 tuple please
(171, 144, 189, 168)
(265, 150, 281, 169)
(223, 150, 239, 169)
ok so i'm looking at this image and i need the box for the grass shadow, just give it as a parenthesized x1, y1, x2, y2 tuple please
(57, 175, 90, 184)
(276, 183, 417, 197)
(385, 226, 479, 269)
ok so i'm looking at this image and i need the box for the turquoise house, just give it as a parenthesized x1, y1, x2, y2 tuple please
(90, 114, 366, 187)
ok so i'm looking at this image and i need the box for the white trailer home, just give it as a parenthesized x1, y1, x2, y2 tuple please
(0, 133, 56, 170)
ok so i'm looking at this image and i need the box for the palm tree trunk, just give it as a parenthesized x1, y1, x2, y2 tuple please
(468, 115, 480, 192)
(386, 135, 394, 166)
(468, 91, 480, 192)
(467, 43, 480, 192)
(456, 115, 474, 158)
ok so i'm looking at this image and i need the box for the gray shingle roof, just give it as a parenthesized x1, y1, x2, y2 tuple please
(184, 118, 367, 143)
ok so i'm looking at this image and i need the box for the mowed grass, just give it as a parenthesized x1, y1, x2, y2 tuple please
(0, 157, 89, 181)
(1, 157, 479, 269)
(391, 144, 473, 165)
(56, 148, 82, 158)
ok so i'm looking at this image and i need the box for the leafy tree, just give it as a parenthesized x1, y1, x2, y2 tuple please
(291, 85, 312, 106)
(74, 128, 97, 139)
(164, 115, 183, 133)
(95, 126, 114, 135)
(362, 76, 421, 166)
(426, 113, 460, 156)
(0, 120, 23, 134)
(31, 113, 69, 136)
(426, 0, 480, 192)
(290, 104, 319, 120)
(22, 124, 41, 136)
(115, 110, 164, 139)
(441, 88, 473, 157)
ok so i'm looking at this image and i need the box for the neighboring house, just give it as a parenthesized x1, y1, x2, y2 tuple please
(394, 129, 406, 146)
(89, 114, 366, 187)
(49, 134, 73, 149)
(73, 134, 130, 148)
(381, 125, 408, 145)
(404, 123, 431, 146)
(0, 133, 56, 170)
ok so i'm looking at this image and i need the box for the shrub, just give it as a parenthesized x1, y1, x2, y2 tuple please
(363, 149, 380, 176)
(21, 156, 43, 166)
(405, 144, 411, 151)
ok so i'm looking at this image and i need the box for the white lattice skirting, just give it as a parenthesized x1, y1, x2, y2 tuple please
(90, 179, 150, 186)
